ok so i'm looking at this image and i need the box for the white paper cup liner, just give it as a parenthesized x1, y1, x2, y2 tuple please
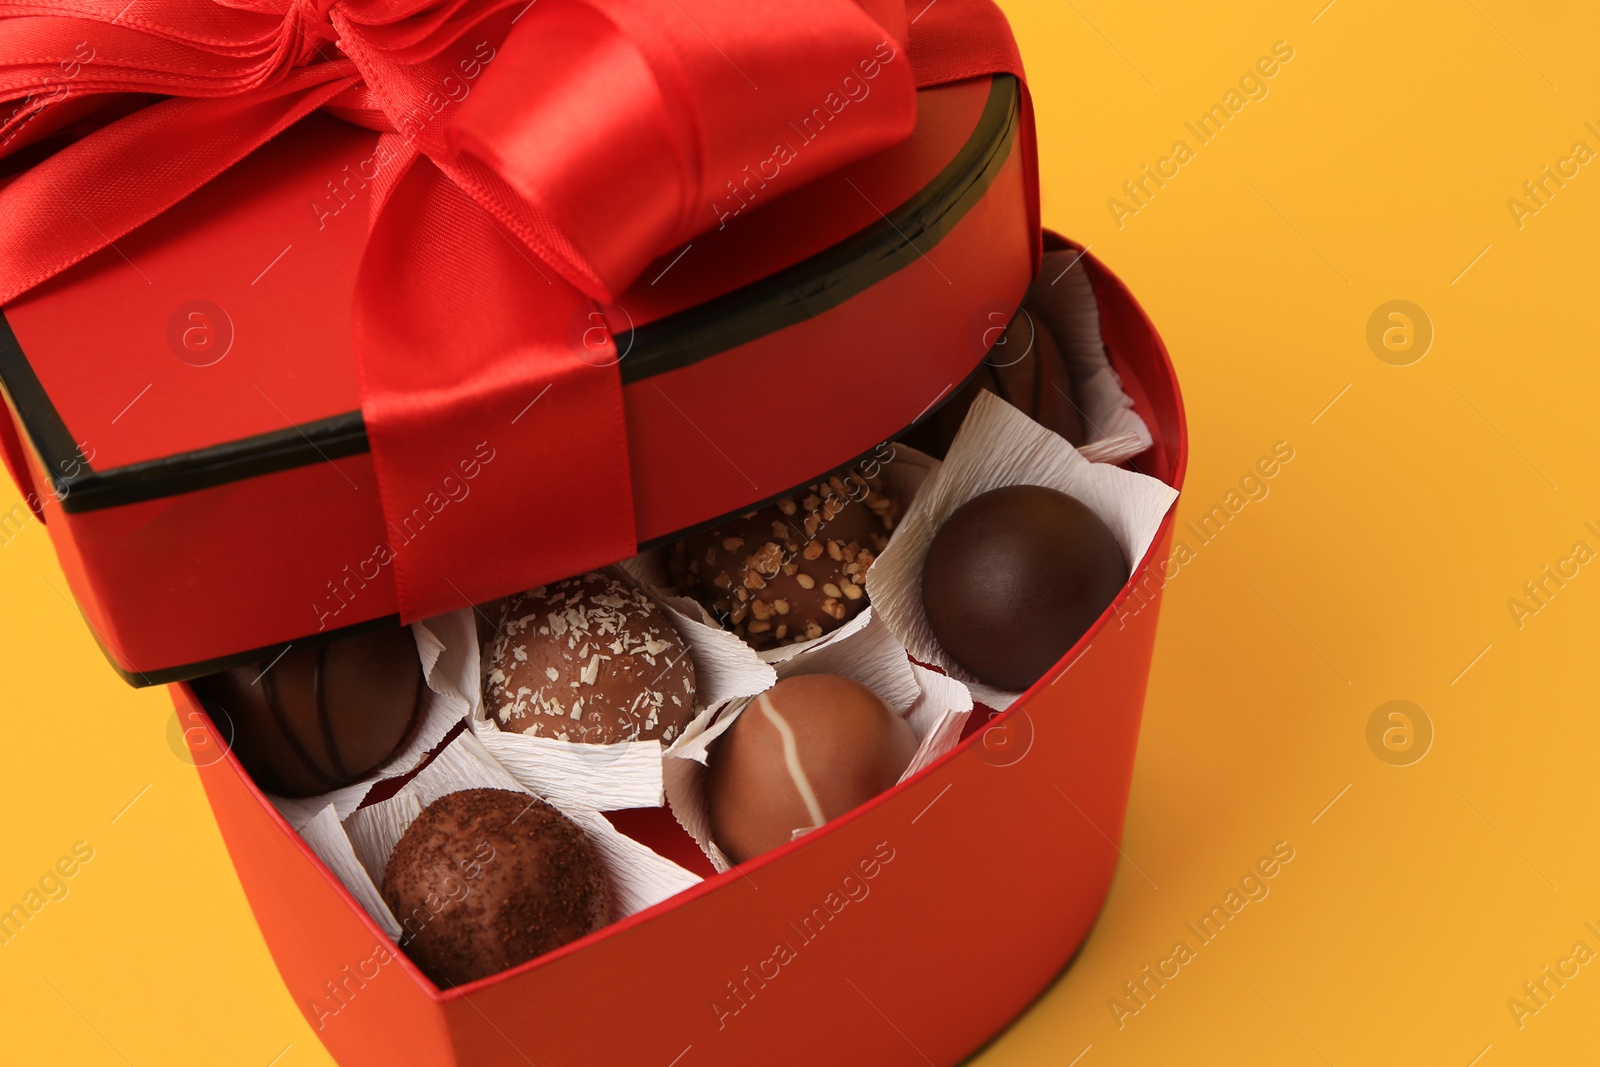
(298, 803, 403, 941)
(293, 729, 701, 944)
(1026, 247, 1153, 464)
(867, 389, 1179, 710)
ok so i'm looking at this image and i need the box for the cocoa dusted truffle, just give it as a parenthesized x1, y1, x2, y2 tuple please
(382, 788, 611, 988)
(669, 475, 899, 651)
(191, 626, 424, 797)
(921, 484, 1127, 690)
(483, 573, 696, 745)
(706, 674, 917, 864)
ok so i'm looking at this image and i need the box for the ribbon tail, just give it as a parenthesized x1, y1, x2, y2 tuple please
(352, 156, 638, 621)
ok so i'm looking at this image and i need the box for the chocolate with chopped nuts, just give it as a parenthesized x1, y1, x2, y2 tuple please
(482, 572, 697, 744)
(668, 475, 899, 651)
(706, 674, 918, 864)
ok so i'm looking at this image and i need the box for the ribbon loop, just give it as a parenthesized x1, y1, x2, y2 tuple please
(450, 0, 919, 297)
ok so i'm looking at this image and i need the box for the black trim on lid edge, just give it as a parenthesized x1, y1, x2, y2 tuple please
(0, 76, 1019, 516)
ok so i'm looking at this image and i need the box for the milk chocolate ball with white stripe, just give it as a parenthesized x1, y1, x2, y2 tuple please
(706, 674, 917, 864)
(482, 573, 696, 744)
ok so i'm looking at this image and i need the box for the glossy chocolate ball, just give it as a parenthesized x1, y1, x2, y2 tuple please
(483, 573, 696, 744)
(382, 788, 611, 988)
(192, 626, 425, 797)
(921, 485, 1127, 690)
(706, 674, 917, 864)
(669, 476, 898, 650)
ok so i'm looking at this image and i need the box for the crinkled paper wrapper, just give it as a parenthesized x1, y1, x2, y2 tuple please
(296, 729, 702, 942)
(1029, 246, 1152, 465)
(609, 447, 972, 871)
(867, 389, 1179, 711)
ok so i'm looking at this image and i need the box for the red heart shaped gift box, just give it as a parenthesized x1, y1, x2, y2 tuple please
(0, 4, 1186, 1064)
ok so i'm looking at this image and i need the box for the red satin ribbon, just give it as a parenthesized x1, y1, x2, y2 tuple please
(0, 0, 1027, 622)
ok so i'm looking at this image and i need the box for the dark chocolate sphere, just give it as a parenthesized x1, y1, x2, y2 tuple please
(482, 573, 696, 744)
(706, 675, 917, 864)
(382, 788, 612, 988)
(192, 627, 425, 797)
(668, 476, 898, 650)
(921, 485, 1128, 690)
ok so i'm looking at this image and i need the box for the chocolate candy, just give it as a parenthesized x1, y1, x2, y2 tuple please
(669, 476, 898, 650)
(483, 573, 696, 744)
(192, 627, 425, 797)
(382, 788, 611, 988)
(706, 674, 917, 864)
(921, 484, 1127, 690)
(903, 309, 1086, 456)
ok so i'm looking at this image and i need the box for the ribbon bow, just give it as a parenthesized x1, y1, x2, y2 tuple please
(0, 0, 1025, 624)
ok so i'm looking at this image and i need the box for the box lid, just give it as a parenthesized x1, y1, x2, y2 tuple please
(0, 73, 1036, 683)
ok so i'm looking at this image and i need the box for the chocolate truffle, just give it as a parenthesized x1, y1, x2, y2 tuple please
(902, 309, 1086, 457)
(706, 674, 917, 864)
(191, 627, 425, 797)
(669, 475, 898, 651)
(382, 788, 611, 987)
(921, 484, 1128, 690)
(482, 572, 696, 744)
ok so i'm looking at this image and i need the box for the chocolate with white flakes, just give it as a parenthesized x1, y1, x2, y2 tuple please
(482, 572, 697, 744)
(668, 475, 899, 651)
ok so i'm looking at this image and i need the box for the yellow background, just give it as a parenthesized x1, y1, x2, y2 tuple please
(1, 1, 1596, 1063)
